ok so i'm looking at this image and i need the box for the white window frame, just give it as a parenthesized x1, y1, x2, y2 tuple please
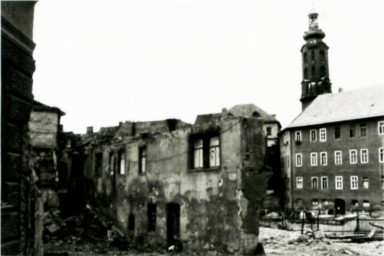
(310, 129, 317, 142)
(311, 177, 318, 189)
(335, 176, 343, 190)
(209, 136, 220, 167)
(295, 131, 302, 142)
(379, 148, 384, 163)
(296, 153, 303, 167)
(379, 121, 384, 135)
(360, 149, 369, 164)
(310, 152, 318, 166)
(296, 177, 303, 189)
(350, 149, 357, 164)
(350, 176, 358, 190)
(335, 151, 342, 165)
(320, 152, 327, 166)
(321, 176, 328, 190)
(319, 128, 327, 142)
(193, 139, 204, 168)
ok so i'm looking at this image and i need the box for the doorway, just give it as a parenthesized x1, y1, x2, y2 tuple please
(166, 203, 180, 247)
(334, 199, 345, 215)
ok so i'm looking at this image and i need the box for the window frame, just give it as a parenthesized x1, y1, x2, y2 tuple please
(320, 152, 327, 166)
(118, 150, 126, 175)
(311, 177, 318, 189)
(189, 132, 221, 171)
(295, 131, 302, 143)
(139, 146, 147, 175)
(335, 176, 343, 190)
(378, 121, 384, 135)
(335, 151, 342, 165)
(296, 177, 303, 189)
(360, 124, 367, 137)
(310, 129, 317, 142)
(321, 176, 328, 190)
(296, 153, 303, 167)
(362, 177, 369, 189)
(360, 149, 369, 164)
(310, 152, 318, 166)
(379, 148, 384, 163)
(350, 149, 358, 164)
(319, 128, 327, 142)
(350, 176, 358, 190)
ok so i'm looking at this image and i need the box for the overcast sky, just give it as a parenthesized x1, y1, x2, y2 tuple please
(33, 0, 384, 134)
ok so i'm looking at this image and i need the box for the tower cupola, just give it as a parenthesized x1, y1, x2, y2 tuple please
(300, 9, 332, 110)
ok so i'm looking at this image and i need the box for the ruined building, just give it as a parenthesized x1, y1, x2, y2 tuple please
(280, 10, 384, 214)
(76, 104, 278, 254)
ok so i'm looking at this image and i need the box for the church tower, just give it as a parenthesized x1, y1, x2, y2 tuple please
(300, 10, 332, 110)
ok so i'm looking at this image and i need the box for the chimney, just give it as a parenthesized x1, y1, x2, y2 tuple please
(87, 126, 93, 135)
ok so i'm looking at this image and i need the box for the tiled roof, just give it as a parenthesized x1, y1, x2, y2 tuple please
(286, 85, 384, 129)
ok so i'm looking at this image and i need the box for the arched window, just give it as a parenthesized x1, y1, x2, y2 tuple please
(320, 66, 326, 77)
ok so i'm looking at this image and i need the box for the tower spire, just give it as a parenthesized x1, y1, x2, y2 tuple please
(300, 10, 332, 111)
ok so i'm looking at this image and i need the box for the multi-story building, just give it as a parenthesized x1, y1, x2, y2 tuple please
(280, 10, 384, 215)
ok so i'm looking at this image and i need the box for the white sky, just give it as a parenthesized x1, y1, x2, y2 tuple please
(33, 0, 384, 134)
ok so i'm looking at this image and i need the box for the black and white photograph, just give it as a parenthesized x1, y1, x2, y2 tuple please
(1, 0, 384, 255)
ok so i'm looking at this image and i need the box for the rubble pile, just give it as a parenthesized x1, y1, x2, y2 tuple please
(260, 227, 384, 256)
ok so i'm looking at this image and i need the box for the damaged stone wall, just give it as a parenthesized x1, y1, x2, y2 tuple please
(83, 116, 271, 254)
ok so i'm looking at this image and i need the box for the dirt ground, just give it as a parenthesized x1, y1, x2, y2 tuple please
(259, 227, 384, 256)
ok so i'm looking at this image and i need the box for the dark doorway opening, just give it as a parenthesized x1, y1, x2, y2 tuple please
(166, 203, 180, 247)
(334, 199, 345, 215)
(128, 214, 135, 231)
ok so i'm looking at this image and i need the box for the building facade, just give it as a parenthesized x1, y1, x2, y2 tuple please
(280, 11, 384, 214)
(77, 106, 274, 254)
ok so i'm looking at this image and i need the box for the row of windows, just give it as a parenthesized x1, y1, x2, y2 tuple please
(294, 121, 384, 143)
(295, 176, 382, 190)
(94, 135, 222, 177)
(295, 148, 384, 167)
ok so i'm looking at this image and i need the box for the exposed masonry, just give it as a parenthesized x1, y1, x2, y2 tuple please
(76, 109, 273, 254)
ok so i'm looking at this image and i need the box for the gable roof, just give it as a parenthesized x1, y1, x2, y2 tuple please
(285, 84, 384, 129)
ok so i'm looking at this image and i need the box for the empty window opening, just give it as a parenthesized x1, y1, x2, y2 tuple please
(139, 146, 147, 174)
(360, 124, 367, 137)
(266, 127, 272, 136)
(311, 177, 318, 189)
(310, 129, 317, 142)
(363, 177, 369, 189)
(95, 153, 102, 177)
(296, 177, 303, 189)
(334, 127, 340, 139)
(335, 199, 345, 215)
(118, 151, 125, 175)
(166, 203, 180, 247)
(350, 126, 355, 138)
(128, 214, 135, 231)
(363, 200, 370, 208)
(147, 203, 157, 232)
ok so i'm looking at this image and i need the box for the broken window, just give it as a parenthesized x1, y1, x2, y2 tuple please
(363, 200, 370, 208)
(209, 137, 220, 167)
(363, 177, 369, 189)
(266, 127, 272, 136)
(128, 214, 135, 231)
(139, 146, 147, 174)
(350, 126, 355, 138)
(190, 133, 220, 170)
(147, 203, 157, 232)
(352, 200, 359, 207)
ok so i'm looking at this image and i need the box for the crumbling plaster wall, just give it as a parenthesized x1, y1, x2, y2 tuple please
(29, 111, 59, 148)
(87, 117, 271, 254)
